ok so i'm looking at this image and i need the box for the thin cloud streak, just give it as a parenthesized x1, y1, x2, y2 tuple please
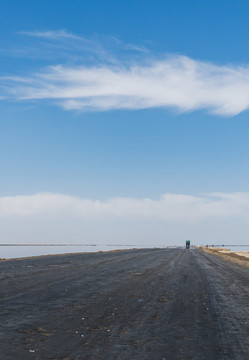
(20, 30, 148, 53)
(0, 192, 249, 222)
(2, 55, 249, 115)
(12, 31, 146, 64)
(19, 30, 83, 40)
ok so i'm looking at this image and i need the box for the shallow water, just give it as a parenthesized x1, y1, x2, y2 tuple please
(0, 245, 139, 259)
(226, 246, 249, 252)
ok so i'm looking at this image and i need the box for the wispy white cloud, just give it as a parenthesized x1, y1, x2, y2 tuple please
(1, 192, 249, 246)
(2, 55, 249, 115)
(0, 192, 248, 222)
(11, 30, 146, 64)
(19, 30, 83, 40)
(20, 30, 148, 53)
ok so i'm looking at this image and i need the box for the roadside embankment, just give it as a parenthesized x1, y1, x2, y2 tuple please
(200, 247, 249, 268)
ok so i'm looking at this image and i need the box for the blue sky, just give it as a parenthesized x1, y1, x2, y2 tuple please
(1, 1, 249, 247)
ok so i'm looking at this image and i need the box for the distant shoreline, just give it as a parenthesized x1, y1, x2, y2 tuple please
(0, 243, 135, 246)
(0, 244, 97, 247)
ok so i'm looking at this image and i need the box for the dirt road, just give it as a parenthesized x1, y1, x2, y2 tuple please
(1, 248, 249, 359)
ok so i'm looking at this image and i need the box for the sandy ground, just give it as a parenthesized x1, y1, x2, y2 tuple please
(1, 248, 249, 359)
(201, 247, 249, 267)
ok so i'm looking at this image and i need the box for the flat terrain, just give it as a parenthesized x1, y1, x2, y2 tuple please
(1, 249, 249, 360)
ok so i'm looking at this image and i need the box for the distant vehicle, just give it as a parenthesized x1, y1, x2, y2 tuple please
(186, 240, 190, 249)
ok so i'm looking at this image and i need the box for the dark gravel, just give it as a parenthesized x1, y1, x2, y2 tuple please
(1, 248, 249, 359)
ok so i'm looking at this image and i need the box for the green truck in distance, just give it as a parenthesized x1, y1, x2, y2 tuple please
(186, 240, 190, 249)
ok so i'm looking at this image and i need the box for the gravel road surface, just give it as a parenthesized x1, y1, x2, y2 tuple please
(1, 248, 249, 359)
